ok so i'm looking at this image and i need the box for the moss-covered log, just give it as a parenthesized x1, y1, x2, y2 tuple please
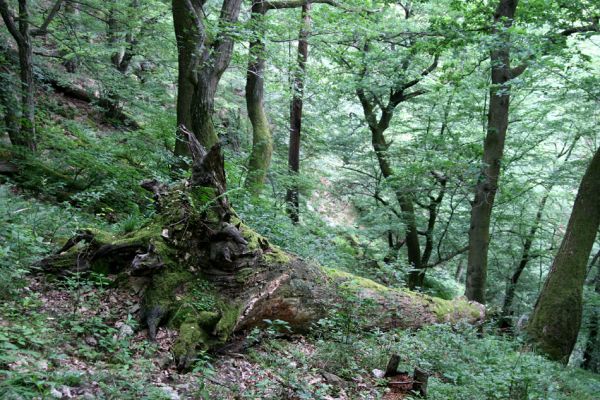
(39, 129, 484, 370)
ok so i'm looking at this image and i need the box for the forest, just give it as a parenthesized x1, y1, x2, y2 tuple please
(0, 0, 599, 399)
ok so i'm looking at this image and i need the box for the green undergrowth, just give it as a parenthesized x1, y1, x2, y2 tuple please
(244, 323, 600, 400)
(0, 185, 102, 298)
(0, 277, 165, 399)
(2, 111, 177, 217)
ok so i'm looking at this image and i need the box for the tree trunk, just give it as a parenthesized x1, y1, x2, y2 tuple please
(62, 0, 79, 72)
(527, 146, 600, 363)
(371, 126, 424, 289)
(465, 0, 520, 304)
(172, 0, 198, 158)
(17, 0, 35, 150)
(0, 62, 21, 145)
(582, 253, 600, 372)
(244, 1, 273, 194)
(38, 132, 484, 370)
(286, 2, 311, 223)
(500, 191, 549, 328)
(0, 0, 36, 150)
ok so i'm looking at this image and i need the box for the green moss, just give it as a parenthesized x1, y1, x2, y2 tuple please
(144, 269, 193, 312)
(263, 248, 291, 264)
(236, 268, 255, 284)
(172, 321, 210, 363)
(233, 218, 261, 251)
(430, 296, 481, 321)
(113, 223, 162, 246)
(322, 267, 390, 293)
(215, 303, 242, 341)
(197, 311, 220, 329)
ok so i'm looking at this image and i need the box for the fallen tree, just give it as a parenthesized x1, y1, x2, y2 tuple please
(38, 129, 484, 371)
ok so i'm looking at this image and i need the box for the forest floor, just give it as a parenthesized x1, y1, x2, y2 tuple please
(2, 272, 384, 399)
(2, 261, 599, 399)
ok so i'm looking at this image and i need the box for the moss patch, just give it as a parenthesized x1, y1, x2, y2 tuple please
(322, 267, 390, 293)
(214, 303, 243, 341)
(172, 321, 210, 366)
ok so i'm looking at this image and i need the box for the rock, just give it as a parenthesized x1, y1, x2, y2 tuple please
(372, 369, 385, 379)
(322, 371, 345, 386)
(84, 336, 97, 346)
(118, 324, 134, 339)
(158, 354, 172, 369)
(36, 360, 49, 371)
(159, 385, 180, 400)
(50, 387, 63, 398)
(60, 385, 73, 398)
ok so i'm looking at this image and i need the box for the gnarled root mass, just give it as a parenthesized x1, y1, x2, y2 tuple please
(38, 129, 484, 370)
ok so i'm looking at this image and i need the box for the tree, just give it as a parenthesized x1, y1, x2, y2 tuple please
(244, 0, 273, 194)
(286, 1, 311, 222)
(527, 145, 600, 362)
(465, 0, 524, 304)
(0, 0, 37, 150)
(244, 0, 338, 195)
(351, 31, 439, 288)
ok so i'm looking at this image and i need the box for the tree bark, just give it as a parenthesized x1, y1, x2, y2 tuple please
(172, 0, 241, 154)
(465, 0, 520, 304)
(244, 1, 273, 194)
(527, 146, 600, 363)
(582, 252, 600, 372)
(172, 0, 199, 158)
(0, 62, 21, 146)
(0, 0, 36, 150)
(286, 2, 311, 223)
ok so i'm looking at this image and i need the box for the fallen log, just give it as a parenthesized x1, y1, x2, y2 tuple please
(38, 128, 484, 370)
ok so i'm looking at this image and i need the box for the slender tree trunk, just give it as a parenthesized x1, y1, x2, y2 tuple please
(465, 0, 520, 304)
(172, 0, 198, 158)
(500, 192, 549, 327)
(370, 126, 423, 289)
(0, 63, 21, 145)
(63, 0, 79, 72)
(286, 2, 311, 223)
(527, 146, 600, 363)
(108, 0, 138, 74)
(16, 0, 35, 150)
(244, 1, 273, 194)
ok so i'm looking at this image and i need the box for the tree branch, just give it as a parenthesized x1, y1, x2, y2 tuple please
(0, 0, 25, 44)
(560, 17, 599, 36)
(427, 246, 469, 268)
(31, 0, 65, 36)
(264, 0, 338, 10)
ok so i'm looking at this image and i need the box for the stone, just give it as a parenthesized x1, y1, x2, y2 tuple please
(118, 324, 134, 339)
(322, 372, 345, 386)
(372, 369, 385, 379)
(159, 385, 180, 400)
(84, 336, 97, 346)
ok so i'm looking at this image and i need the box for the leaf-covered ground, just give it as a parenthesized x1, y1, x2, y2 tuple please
(2, 270, 599, 399)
